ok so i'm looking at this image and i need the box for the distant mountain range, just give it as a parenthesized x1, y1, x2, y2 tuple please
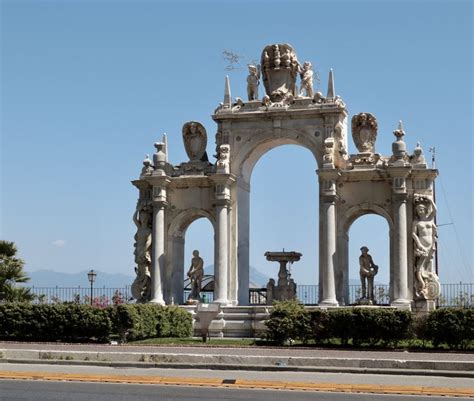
(23, 265, 272, 289)
(23, 269, 135, 289)
(23, 267, 368, 289)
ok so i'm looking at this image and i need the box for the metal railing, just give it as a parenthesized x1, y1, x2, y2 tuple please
(250, 283, 473, 307)
(27, 285, 132, 305)
(23, 283, 473, 307)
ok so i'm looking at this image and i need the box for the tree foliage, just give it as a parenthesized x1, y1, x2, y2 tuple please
(0, 240, 34, 302)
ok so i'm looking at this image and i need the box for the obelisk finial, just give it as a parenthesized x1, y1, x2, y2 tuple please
(224, 75, 232, 108)
(327, 68, 335, 99)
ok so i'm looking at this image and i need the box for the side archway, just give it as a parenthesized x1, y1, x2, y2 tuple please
(167, 208, 216, 304)
(337, 204, 394, 305)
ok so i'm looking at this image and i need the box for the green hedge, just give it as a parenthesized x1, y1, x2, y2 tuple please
(265, 301, 413, 347)
(111, 304, 192, 341)
(421, 308, 473, 349)
(0, 303, 112, 342)
(264, 300, 310, 345)
(0, 303, 192, 343)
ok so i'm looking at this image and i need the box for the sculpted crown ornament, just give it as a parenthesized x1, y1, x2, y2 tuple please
(261, 44, 299, 102)
(351, 112, 378, 154)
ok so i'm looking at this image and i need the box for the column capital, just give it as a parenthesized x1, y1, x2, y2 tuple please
(392, 192, 408, 202)
(321, 194, 338, 204)
(152, 199, 168, 209)
(209, 173, 236, 187)
(316, 168, 341, 181)
(215, 199, 231, 208)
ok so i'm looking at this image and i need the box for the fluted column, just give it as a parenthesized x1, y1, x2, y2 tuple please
(320, 195, 338, 306)
(388, 165, 411, 309)
(150, 200, 166, 304)
(392, 194, 410, 306)
(318, 170, 339, 307)
(214, 200, 229, 304)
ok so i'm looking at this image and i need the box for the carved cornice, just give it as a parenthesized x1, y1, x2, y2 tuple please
(212, 98, 347, 121)
(144, 175, 171, 188)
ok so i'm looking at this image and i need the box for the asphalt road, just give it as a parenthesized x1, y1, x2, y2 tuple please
(1, 380, 472, 401)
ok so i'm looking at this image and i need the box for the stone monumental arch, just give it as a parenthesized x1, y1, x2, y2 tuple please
(131, 44, 440, 318)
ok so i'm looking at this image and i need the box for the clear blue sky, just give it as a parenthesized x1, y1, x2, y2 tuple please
(1, 0, 472, 287)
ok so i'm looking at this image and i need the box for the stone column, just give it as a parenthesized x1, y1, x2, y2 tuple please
(320, 195, 338, 306)
(211, 175, 235, 305)
(391, 194, 410, 307)
(214, 200, 229, 304)
(336, 231, 349, 305)
(237, 183, 250, 305)
(151, 199, 166, 304)
(171, 234, 185, 305)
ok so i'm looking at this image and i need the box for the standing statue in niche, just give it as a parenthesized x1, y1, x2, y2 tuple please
(412, 195, 440, 299)
(131, 201, 152, 302)
(187, 250, 204, 304)
(247, 64, 260, 101)
(299, 61, 314, 98)
(359, 246, 379, 304)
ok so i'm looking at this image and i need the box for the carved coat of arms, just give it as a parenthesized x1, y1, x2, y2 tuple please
(182, 121, 207, 162)
(351, 112, 378, 154)
(260, 44, 299, 102)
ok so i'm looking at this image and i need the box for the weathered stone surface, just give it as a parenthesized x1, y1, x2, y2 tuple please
(131, 44, 439, 317)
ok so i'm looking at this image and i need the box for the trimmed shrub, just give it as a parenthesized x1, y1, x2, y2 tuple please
(0, 303, 193, 343)
(0, 303, 112, 342)
(326, 308, 353, 345)
(307, 308, 412, 346)
(265, 300, 310, 345)
(111, 304, 192, 342)
(350, 308, 412, 346)
(423, 308, 473, 349)
(308, 309, 331, 344)
(162, 306, 193, 338)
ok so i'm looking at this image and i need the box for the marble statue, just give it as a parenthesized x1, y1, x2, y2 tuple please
(359, 246, 379, 303)
(247, 64, 260, 101)
(182, 121, 208, 162)
(412, 195, 439, 299)
(131, 201, 152, 302)
(140, 155, 153, 176)
(299, 61, 314, 98)
(187, 250, 204, 304)
(266, 278, 275, 305)
(216, 144, 230, 174)
(351, 112, 378, 154)
(411, 142, 427, 167)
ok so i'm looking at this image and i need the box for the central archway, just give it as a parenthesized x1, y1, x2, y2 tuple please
(232, 134, 322, 305)
(249, 144, 319, 298)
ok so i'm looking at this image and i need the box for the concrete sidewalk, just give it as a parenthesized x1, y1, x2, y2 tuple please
(1, 342, 473, 378)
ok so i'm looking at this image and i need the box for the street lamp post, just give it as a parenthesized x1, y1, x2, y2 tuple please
(87, 269, 97, 305)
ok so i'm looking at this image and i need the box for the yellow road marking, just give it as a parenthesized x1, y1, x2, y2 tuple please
(0, 370, 473, 397)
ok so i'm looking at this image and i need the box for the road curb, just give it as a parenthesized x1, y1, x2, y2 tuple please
(1, 348, 473, 377)
(3, 358, 474, 378)
(0, 370, 473, 397)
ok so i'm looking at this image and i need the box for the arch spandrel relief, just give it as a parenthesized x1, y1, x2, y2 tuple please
(131, 43, 439, 319)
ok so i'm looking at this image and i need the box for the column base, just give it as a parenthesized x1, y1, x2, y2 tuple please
(213, 299, 232, 306)
(150, 298, 166, 305)
(319, 299, 339, 307)
(390, 299, 412, 310)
